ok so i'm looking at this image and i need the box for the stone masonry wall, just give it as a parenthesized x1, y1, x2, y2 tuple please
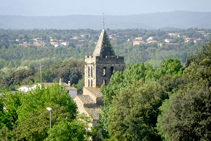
(83, 87, 97, 103)
(85, 55, 125, 87)
(74, 96, 89, 116)
(95, 64, 125, 87)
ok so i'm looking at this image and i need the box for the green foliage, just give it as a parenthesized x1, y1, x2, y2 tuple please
(0, 83, 94, 140)
(0, 28, 207, 75)
(17, 83, 77, 122)
(156, 41, 211, 141)
(100, 63, 156, 134)
(0, 60, 84, 91)
(158, 57, 184, 76)
(100, 58, 184, 138)
(157, 82, 211, 141)
(0, 66, 35, 90)
(72, 77, 84, 94)
(45, 114, 92, 141)
(108, 81, 168, 140)
(13, 105, 74, 140)
(185, 55, 196, 68)
(0, 91, 23, 130)
(158, 75, 189, 95)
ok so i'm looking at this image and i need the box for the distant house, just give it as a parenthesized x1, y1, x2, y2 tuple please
(50, 42, 59, 47)
(80, 35, 86, 38)
(184, 37, 192, 43)
(168, 33, 180, 37)
(147, 40, 157, 44)
(63, 81, 77, 98)
(147, 37, 157, 43)
(197, 31, 205, 34)
(18, 85, 31, 93)
(109, 35, 113, 40)
(16, 39, 20, 42)
(194, 38, 203, 43)
(33, 38, 43, 42)
(70, 36, 78, 40)
(61, 42, 67, 46)
(33, 38, 45, 47)
(54, 44, 59, 47)
(18, 81, 77, 99)
(168, 33, 176, 36)
(133, 37, 145, 46)
(134, 37, 142, 40)
(165, 39, 173, 43)
(19, 42, 28, 47)
(182, 35, 188, 38)
(204, 33, 210, 37)
(147, 37, 154, 41)
(133, 40, 145, 46)
(158, 43, 163, 47)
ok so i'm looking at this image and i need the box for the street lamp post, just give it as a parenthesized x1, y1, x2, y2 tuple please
(46, 107, 52, 128)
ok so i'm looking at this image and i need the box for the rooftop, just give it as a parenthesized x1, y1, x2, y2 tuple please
(77, 95, 95, 104)
(85, 107, 102, 120)
(92, 29, 115, 57)
(84, 87, 102, 97)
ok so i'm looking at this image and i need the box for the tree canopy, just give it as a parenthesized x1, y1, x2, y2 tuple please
(99, 41, 211, 141)
(0, 83, 92, 140)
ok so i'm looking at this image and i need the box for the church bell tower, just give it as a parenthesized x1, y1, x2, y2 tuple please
(85, 30, 125, 87)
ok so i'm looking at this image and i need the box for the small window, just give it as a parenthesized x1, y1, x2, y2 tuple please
(103, 80, 107, 85)
(88, 79, 90, 87)
(91, 79, 93, 87)
(91, 66, 93, 77)
(110, 66, 114, 76)
(88, 66, 90, 77)
(103, 67, 106, 76)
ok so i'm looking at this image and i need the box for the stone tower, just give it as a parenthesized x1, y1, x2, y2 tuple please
(85, 29, 125, 87)
(74, 29, 125, 126)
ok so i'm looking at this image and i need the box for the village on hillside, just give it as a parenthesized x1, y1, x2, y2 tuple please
(10, 29, 211, 48)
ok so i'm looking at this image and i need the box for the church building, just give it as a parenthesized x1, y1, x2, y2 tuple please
(74, 29, 125, 126)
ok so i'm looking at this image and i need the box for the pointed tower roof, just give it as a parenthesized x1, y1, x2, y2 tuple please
(93, 30, 115, 57)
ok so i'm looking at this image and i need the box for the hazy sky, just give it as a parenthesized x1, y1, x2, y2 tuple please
(0, 0, 211, 16)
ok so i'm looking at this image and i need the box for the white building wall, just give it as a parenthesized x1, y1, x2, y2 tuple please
(18, 86, 30, 92)
(69, 90, 77, 98)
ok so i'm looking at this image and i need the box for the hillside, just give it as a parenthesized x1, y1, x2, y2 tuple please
(0, 11, 211, 29)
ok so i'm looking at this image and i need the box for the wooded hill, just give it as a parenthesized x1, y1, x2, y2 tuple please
(1, 11, 211, 29)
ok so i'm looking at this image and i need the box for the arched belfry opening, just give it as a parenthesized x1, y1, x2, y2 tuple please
(91, 66, 93, 77)
(103, 67, 106, 76)
(103, 80, 107, 85)
(110, 66, 114, 76)
(88, 66, 90, 77)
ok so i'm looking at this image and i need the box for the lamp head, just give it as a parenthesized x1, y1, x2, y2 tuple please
(46, 107, 52, 111)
